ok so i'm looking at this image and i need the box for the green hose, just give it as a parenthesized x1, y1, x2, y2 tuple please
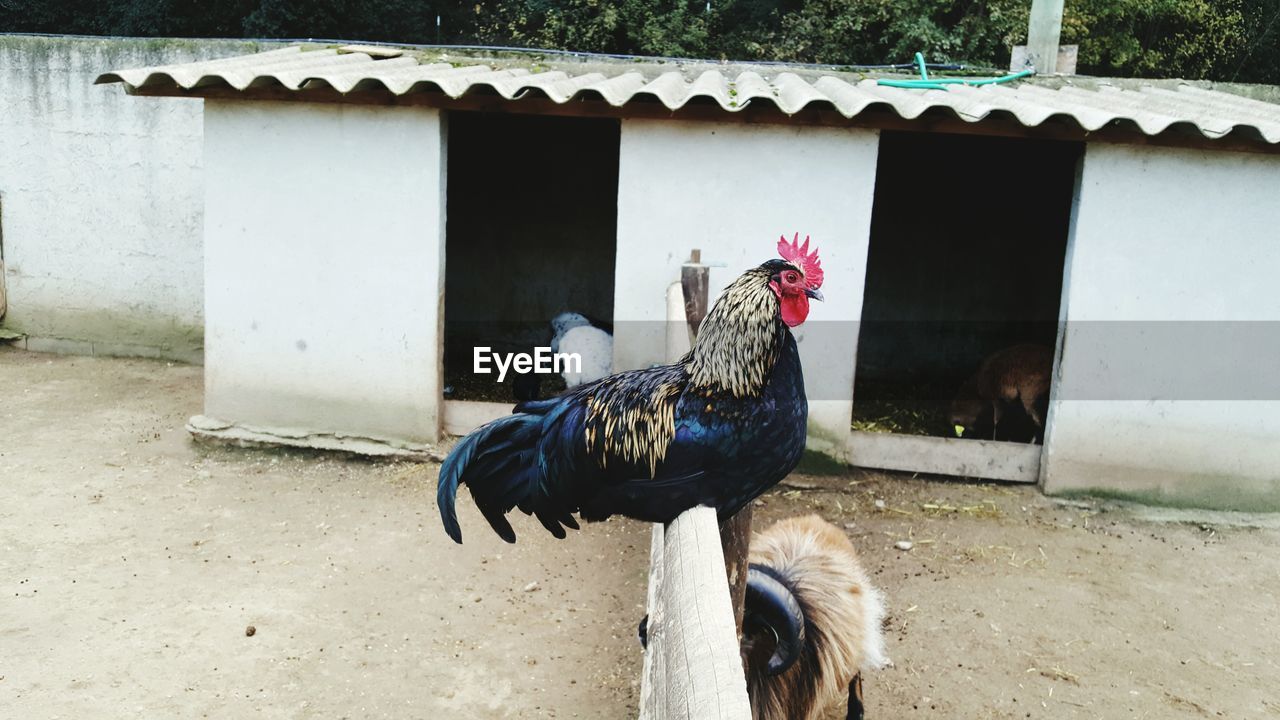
(877, 52, 1033, 90)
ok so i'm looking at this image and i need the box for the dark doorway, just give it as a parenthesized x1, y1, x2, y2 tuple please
(444, 112, 620, 402)
(853, 131, 1081, 442)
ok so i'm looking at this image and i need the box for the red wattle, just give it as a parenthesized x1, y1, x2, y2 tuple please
(780, 293, 810, 327)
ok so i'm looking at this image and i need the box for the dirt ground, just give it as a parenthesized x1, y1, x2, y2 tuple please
(4, 348, 1280, 719)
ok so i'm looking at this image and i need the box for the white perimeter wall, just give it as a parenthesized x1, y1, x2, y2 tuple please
(1044, 143, 1280, 510)
(615, 120, 879, 452)
(202, 101, 446, 445)
(0, 36, 268, 361)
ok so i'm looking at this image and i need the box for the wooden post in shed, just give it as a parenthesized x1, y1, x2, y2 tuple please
(681, 249, 709, 339)
(1026, 0, 1066, 74)
(681, 250, 753, 641)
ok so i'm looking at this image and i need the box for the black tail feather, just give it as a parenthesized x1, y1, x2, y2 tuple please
(535, 508, 568, 539)
(437, 414, 554, 544)
(438, 424, 494, 544)
(480, 503, 517, 543)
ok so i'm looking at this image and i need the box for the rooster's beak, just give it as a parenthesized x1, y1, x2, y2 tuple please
(805, 287, 824, 302)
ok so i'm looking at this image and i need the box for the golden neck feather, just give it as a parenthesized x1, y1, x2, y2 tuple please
(687, 268, 783, 398)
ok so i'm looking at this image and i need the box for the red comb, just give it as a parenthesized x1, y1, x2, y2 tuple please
(777, 233, 824, 289)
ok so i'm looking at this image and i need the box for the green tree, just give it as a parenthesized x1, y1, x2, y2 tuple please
(767, 0, 1028, 66)
(2, 0, 1279, 83)
(0, 0, 112, 34)
(1063, 0, 1248, 79)
(243, 0, 474, 43)
(471, 0, 710, 56)
(1226, 0, 1280, 83)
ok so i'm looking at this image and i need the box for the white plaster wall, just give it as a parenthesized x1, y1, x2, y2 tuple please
(0, 36, 267, 361)
(1043, 143, 1280, 509)
(202, 100, 446, 444)
(615, 120, 879, 451)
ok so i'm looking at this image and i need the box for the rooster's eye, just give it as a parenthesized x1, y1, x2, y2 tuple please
(785, 272, 799, 283)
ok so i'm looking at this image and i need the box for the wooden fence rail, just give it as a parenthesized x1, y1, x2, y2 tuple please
(638, 507, 752, 720)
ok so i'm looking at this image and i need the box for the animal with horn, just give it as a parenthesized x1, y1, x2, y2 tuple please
(438, 234, 825, 543)
(743, 514, 888, 720)
(637, 514, 887, 719)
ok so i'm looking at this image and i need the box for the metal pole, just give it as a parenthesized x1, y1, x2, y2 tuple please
(1026, 0, 1065, 74)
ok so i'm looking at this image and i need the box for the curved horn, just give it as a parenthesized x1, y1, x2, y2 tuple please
(745, 564, 806, 676)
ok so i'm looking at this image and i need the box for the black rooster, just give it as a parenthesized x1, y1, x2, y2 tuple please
(438, 235, 825, 543)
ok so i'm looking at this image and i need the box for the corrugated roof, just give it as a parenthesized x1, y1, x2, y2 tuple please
(96, 44, 1280, 145)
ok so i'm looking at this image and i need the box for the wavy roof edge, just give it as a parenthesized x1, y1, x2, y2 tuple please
(96, 43, 1280, 146)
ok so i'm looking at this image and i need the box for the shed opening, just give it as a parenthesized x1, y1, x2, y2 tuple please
(443, 112, 620, 404)
(853, 131, 1081, 444)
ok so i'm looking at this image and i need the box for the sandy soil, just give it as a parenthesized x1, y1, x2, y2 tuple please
(759, 477, 1280, 720)
(4, 347, 1279, 719)
(1, 349, 648, 719)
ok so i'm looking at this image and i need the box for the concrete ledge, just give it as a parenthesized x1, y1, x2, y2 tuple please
(25, 336, 95, 356)
(1044, 456, 1280, 513)
(846, 430, 1042, 483)
(442, 400, 513, 436)
(18, 334, 203, 364)
(187, 415, 444, 462)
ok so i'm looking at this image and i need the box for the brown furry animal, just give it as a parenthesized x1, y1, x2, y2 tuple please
(744, 514, 888, 720)
(949, 343, 1053, 441)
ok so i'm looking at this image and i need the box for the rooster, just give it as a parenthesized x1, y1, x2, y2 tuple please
(438, 234, 825, 543)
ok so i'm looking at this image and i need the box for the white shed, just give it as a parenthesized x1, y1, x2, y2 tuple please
(98, 44, 1280, 510)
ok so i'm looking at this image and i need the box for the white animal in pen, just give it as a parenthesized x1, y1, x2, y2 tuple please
(550, 311, 613, 388)
(549, 311, 590, 352)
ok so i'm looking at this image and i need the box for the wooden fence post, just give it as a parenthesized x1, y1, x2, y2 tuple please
(639, 252, 755, 719)
(638, 508, 752, 719)
(719, 505, 753, 644)
(679, 250, 753, 641)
